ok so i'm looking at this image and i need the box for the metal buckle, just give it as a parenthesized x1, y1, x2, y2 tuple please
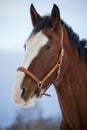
(37, 81, 43, 89)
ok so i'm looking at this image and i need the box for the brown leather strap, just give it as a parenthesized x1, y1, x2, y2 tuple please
(17, 67, 39, 83)
(17, 62, 59, 86)
(17, 48, 64, 88)
(41, 62, 60, 84)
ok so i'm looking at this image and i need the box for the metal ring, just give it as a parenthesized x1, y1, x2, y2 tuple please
(37, 81, 43, 89)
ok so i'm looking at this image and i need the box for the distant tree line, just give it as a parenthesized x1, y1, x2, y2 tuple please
(0, 102, 61, 130)
(3, 117, 61, 130)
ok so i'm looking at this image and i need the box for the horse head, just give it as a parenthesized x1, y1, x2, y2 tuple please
(13, 4, 66, 108)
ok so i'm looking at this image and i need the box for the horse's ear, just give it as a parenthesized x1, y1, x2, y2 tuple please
(30, 4, 41, 26)
(50, 4, 60, 29)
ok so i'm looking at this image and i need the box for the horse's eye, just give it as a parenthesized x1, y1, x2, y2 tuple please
(46, 44, 51, 50)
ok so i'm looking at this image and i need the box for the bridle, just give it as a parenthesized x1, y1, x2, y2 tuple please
(17, 27, 64, 97)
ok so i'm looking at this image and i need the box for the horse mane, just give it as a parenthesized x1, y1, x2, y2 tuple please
(30, 15, 87, 62)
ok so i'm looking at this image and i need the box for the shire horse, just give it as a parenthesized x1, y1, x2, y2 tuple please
(13, 4, 87, 130)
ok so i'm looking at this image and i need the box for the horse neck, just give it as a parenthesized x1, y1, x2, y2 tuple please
(54, 28, 87, 129)
(54, 27, 87, 95)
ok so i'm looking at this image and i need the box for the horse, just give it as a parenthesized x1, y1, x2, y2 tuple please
(13, 4, 87, 130)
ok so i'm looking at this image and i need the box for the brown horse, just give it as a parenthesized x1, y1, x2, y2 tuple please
(13, 4, 87, 130)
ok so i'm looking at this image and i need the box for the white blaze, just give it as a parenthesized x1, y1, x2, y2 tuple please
(13, 31, 48, 107)
(22, 31, 48, 68)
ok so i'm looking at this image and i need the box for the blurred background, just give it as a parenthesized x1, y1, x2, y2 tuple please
(0, 0, 87, 130)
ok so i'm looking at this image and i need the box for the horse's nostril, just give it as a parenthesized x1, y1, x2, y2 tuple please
(21, 87, 27, 98)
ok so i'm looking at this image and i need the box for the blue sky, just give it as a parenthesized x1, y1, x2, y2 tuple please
(0, 0, 87, 50)
(0, 0, 87, 128)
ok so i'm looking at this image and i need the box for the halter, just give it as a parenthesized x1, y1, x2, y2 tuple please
(17, 27, 64, 97)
